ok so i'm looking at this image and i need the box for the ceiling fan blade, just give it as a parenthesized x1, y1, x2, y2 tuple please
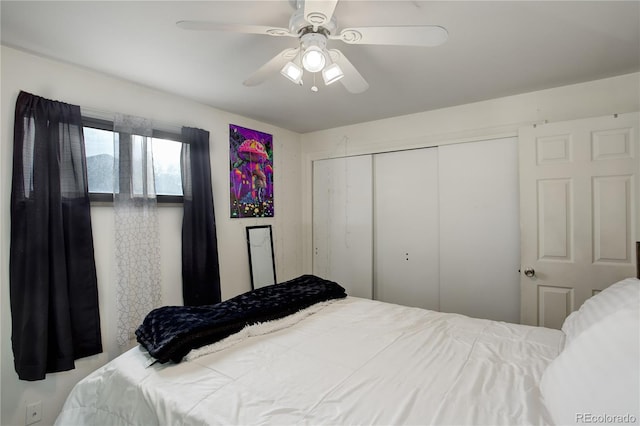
(332, 25, 448, 47)
(176, 21, 294, 37)
(304, 0, 339, 27)
(328, 49, 369, 94)
(243, 48, 300, 87)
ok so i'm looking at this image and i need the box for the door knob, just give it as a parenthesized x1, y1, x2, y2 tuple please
(523, 268, 535, 278)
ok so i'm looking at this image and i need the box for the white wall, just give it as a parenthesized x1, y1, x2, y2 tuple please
(300, 72, 640, 272)
(0, 46, 303, 426)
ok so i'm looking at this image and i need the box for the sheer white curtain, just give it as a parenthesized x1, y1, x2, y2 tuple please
(114, 114, 161, 347)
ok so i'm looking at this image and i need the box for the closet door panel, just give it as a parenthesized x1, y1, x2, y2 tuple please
(438, 137, 520, 323)
(374, 148, 440, 310)
(313, 156, 373, 299)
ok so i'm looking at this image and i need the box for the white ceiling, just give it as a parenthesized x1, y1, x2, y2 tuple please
(1, 1, 638, 133)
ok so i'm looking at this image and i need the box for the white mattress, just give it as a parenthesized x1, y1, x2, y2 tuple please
(56, 297, 564, 425)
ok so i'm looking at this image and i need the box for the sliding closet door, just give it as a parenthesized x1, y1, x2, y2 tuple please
(313, 156, 373, 299)
(438, 137, 520, 323)
(374, 148, 440, 310)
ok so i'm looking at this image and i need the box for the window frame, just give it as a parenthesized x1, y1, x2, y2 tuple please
(83, 116, 184, 204)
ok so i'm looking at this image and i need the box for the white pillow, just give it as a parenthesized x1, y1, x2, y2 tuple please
(562, 278, 639, 345)
(541, 305, 639, 426)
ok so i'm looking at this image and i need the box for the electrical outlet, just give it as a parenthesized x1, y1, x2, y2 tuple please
(25, 401, 42, 425)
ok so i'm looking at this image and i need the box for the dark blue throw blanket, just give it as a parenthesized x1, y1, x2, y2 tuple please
(135, 275, 346, 363)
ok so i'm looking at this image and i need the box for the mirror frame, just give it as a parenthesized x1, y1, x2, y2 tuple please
(246, 225, 277, 289)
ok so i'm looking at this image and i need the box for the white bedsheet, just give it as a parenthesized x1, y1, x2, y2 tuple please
(56, 297, 564, 425)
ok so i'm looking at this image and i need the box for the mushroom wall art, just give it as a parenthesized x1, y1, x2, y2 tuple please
(230, 124, 274, 218)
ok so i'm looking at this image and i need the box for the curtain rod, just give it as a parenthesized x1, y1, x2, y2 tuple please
(80, 105, 184, 134)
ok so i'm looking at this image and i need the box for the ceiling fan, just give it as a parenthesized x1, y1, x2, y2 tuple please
(177, 0, 448, 94)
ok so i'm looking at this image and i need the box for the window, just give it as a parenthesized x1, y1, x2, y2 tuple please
(83, 117, 184, 203)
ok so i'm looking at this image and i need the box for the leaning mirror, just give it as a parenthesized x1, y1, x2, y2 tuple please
(246, 225, 277, 289)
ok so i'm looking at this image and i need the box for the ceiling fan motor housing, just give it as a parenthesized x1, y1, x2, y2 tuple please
(289, 7, 337, 36)
(301, 32, 327, 51)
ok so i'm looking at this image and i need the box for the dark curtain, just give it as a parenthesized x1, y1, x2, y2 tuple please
(181, 127, 221, 305)
(10, 91, 102, 381)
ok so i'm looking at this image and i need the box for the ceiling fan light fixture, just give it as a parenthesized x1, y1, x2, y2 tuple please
(322, 62, 344, 85)
(302, 46, 326, 73)
(280, 61, 303, 84)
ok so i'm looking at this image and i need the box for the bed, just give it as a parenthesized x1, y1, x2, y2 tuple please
(55, 250, 640, 426)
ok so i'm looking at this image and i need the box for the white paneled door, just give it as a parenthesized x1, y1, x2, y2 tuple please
(313, 156, 373, 299)
(374, 148, 440, 311)
(519, 113, 639, 328)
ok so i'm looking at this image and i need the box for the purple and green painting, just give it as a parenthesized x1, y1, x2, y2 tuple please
(229, 124, 274, 218)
